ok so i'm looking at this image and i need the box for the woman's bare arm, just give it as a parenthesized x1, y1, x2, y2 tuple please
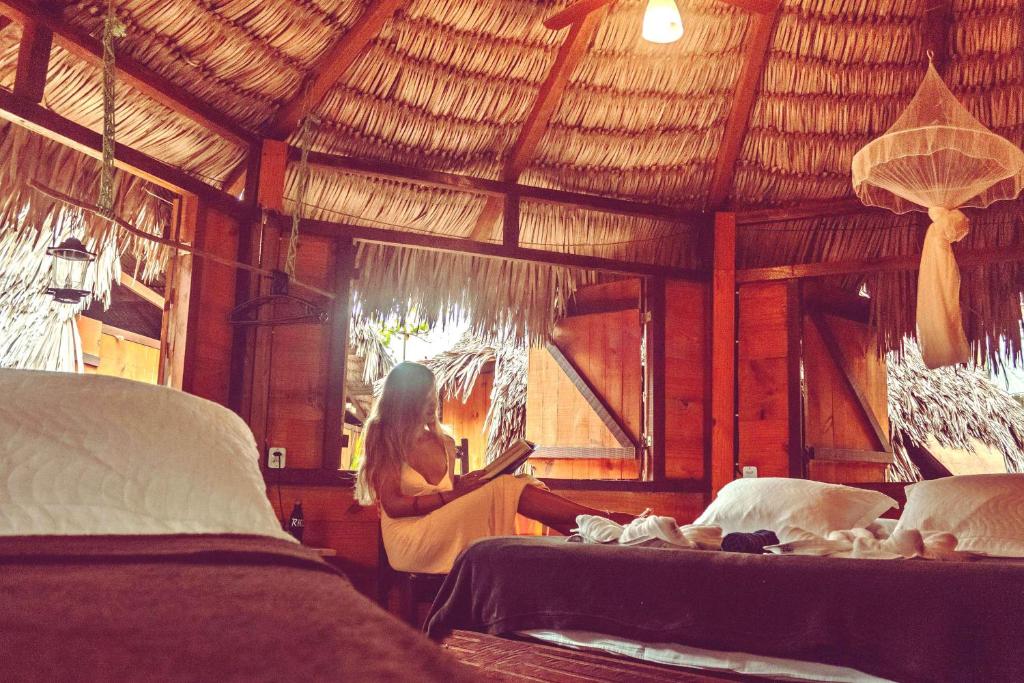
(376, 467, 487, 518)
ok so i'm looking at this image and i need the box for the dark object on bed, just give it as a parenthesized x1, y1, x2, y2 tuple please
(442, 629, 745, 682)
(0, 534, 477, 682)
(426, 536, 1024, 683)
(720, 529, 779, 554)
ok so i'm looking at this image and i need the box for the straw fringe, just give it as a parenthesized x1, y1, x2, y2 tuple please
(0, 123, 170, 370)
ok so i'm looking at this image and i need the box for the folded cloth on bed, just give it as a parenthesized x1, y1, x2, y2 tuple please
(572, 515, 721, 549)
(766, 526, 970, 560)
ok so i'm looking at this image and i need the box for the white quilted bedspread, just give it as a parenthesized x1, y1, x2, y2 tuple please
(0, 369, 291, 540)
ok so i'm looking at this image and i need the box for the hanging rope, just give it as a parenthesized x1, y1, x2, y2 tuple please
(286, 110, 317, 278)
(98, 0, 123, 216)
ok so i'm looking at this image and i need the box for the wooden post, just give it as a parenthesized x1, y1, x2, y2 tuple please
(710, 212, 737, 496)
(246, 139, 288, 453)
(646, 277, 666, 481)
(228, 140, 264, 416)
(786, 280, 805, 478)
(323, 238, 356, 470)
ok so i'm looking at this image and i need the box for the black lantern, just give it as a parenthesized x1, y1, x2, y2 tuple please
(45, 237, 95, 304)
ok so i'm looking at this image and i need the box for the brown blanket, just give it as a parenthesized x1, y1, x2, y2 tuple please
(0, 534, 479, 682)
(426, 536, 1024, 683)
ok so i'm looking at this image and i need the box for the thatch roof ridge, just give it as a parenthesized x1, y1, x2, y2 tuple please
(888, 344, 1024, 481)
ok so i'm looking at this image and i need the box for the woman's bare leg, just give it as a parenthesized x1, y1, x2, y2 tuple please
(516, 485, 637, 535)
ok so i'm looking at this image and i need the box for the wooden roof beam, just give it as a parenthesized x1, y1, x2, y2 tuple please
(225, 0, 405, 196)
(119, 271, 164, 308)
(0, 0, 253, 146)
(295, 148, 707, 225)
(266, 0, 404, 140)
(12, 17, 51, 103)
(468, 7, 605, 241)
(292, 214, 708, 281)
(705, 2, 780, 208)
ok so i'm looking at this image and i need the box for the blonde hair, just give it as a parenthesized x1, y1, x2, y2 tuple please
(355, 362, 445, 504)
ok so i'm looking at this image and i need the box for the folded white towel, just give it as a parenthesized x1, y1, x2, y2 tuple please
(766, 526, 973, 561)
(573, 514, 722, 550)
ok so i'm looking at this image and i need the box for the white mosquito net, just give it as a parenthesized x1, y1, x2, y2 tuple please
(851, 61, 1024, 369)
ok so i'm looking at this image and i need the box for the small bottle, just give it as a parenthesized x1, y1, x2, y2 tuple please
(287, 501, 304, 542)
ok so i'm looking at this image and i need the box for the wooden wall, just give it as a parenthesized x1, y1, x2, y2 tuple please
(737, 281, 801, 479)
(178, 199, 243, 406)
(803, 311, 890, 483)
(78, 316, 160, 384)
(663, 279, 708, 480)
(441, 365, 493, 472)
(262, 235, 336, 469)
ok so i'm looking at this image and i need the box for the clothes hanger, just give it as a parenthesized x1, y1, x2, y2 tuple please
(228, 269, 329, 327)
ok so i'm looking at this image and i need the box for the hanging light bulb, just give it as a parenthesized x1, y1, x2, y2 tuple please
(642, 0, 683, 44)
(45, 237, 95, 304)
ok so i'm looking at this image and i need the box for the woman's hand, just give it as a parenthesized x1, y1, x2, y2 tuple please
(452, 470, 487, 497)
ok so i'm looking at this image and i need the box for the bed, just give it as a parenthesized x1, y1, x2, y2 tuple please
(0, 369, 477, 682)
(426, 482, 1024, 683)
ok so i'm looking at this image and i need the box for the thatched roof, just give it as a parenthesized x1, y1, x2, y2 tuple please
(0, 2, 1022, 351)
(423, 334, 528, 463)
(888, 343, 1024, 481)
(0, 121, 170, 370)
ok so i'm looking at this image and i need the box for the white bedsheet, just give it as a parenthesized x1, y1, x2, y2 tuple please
(518, 629, 895, 683)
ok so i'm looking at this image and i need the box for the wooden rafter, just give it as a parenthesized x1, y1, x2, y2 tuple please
(291, 214, 708, 281)
(468, 8, 605, 241)
(736, 242, 1024, 283)
(225, 0, 405, 195)
(705, 3, 780, 208)
(0, 0, 253, 146)
(268, 0, 404, 140)
(13, 18, 51, 103)
(119, 272, 164, 308)
(298, 148, 707, 224)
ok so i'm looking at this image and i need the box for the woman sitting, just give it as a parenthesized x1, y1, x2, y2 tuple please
(356, 361, 636, 574)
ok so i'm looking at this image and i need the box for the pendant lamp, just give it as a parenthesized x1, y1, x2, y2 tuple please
(45, 236, 95, 304)
(642, 0, 683, 44)
(851, 58, 1024, 369)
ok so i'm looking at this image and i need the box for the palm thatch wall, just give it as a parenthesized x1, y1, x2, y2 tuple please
(888, 344, 1024, 481)
(0, 122, 170, 371)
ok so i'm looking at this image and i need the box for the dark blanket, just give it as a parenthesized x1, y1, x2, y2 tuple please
(0, 534, 479, 682)
(426, 536, 1024, 683)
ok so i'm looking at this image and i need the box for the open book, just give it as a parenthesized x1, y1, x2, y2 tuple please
(480, 438, 536, 480)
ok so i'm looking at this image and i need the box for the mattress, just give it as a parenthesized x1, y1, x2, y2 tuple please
(518, 629, 893, 683)
(426, 536, 1024, 682)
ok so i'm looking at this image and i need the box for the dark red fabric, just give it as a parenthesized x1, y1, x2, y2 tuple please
(0, 534, 479, 682)
(427, 536, 1024, 683)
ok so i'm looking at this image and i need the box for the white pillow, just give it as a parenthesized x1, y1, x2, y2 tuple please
(695, 478, 898, 538)
(894, 474, 1024, 557)
(0, 369, 292, 541)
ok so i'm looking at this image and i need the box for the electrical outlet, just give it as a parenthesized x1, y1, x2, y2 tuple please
(268, 447, 286, 469)
(741, 466, 758, 478)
